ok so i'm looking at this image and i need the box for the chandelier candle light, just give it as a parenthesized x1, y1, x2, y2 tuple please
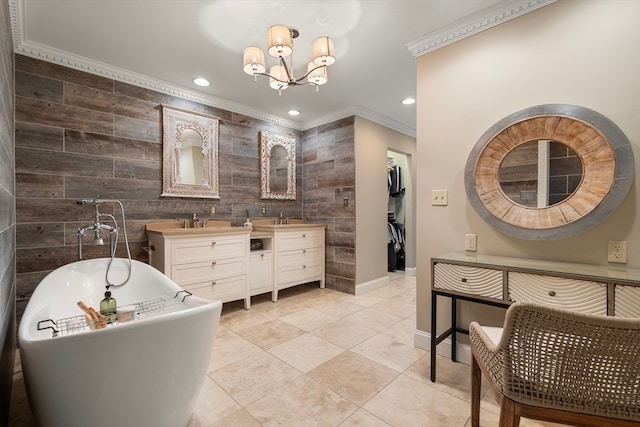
(243, 25, 335, 94)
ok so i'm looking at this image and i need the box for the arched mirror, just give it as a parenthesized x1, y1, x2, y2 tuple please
(465, 104, 634, 240)
(178, 129, 205, 185)
(162, 106, 220, 199)
(260, 131, 296, 200)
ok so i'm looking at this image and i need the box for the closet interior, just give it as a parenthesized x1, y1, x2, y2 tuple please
(387, 155, 406, 272)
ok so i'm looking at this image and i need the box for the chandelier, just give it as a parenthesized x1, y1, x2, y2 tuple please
(243, 25, 335, 94)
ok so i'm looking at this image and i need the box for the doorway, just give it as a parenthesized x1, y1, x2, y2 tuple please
(387, 149, 414, 275)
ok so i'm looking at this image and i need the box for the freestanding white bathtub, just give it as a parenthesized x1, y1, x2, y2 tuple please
(18, 258, 222, 427)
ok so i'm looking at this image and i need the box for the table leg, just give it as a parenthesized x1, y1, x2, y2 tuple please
(430, 291, 437, 382)
(451, 296, 457, 362)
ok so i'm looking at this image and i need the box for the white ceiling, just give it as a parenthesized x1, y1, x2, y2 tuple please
(9, 0, 555, 137)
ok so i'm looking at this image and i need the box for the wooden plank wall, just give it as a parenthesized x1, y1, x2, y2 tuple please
(0, 0, 16, 422)
(303, 118, 356, 294)
(14, 54, 357, 318)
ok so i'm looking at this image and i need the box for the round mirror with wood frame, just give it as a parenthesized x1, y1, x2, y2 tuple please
(464, 104, 634, 240)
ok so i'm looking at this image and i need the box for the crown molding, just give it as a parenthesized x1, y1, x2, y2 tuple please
(406, 0, 556, 57)
(301, 105, 416, 138)
(9, 0, 414, 138)
(14, 40, 302, 130)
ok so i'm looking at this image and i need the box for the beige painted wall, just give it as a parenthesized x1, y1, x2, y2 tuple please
(355, 117, 416, 286)
(416, 0, 640, 336)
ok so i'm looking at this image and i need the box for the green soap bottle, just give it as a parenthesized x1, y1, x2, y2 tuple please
(100, 290, 117, 324)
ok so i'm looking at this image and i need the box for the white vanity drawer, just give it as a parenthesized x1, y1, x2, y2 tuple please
(508, 272, 607, 315)
(613, 285, 640, 318)
(279, 263, 323, 284)
(433, 263, 503, 299)
(171, 236, 245, 264)
(182, 275, 245, 303)
(279, 247, 322, 268)
(171, 258, 245, 286)
(277, 231, 323, 251)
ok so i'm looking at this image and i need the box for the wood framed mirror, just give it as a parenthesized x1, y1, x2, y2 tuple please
(260, 131, 296, 200)
(465, 104, 634, 240)
(161, 105, 220, 199)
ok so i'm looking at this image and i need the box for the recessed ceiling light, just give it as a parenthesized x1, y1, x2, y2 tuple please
(402, 97, 416, 105)
(193, 78, 210, 87)
(288, 110, 301, 116)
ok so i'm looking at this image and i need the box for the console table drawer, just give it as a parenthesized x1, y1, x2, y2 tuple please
(508, 272, 607, 315)
(433, 263, 503, 299)
(614, 285, 640, 318)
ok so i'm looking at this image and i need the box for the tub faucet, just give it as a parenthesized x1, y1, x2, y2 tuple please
(77, 202, 118, 260)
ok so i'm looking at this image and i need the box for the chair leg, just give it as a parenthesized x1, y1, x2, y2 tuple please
(471, 353, 481, 427)
(498, 398, 520, 427)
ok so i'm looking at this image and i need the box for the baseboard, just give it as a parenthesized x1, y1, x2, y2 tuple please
(404, 267, 416, 277)
(413, 329, 471, 366)
(355, 276, 390, 296)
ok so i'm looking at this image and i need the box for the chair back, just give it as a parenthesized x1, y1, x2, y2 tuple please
(498, 302, 640, 421)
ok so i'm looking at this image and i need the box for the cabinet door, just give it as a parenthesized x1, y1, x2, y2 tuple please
(250, 252, 273, 293)
(509, 272, 607, 315)
(614, 285, 640, 317)
(433, 263, 503, 299)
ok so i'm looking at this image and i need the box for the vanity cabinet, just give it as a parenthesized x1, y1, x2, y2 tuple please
(252, 223, 326, 302)
(147, 228, 251, 308)
(249, 233, 273, 297)
(430, 252, 640, 382)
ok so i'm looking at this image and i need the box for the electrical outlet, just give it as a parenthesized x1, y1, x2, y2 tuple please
(210, 205, 216, 214)
(431, 189, 448, 206)
(261, 206, 267, 214)
(465, 234, 477, 251)
(607, 240, 627, 263)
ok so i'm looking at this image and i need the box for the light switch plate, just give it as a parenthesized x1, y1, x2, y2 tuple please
(432, 190, 448, 206)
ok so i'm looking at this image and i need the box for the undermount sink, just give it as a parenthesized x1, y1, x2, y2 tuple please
(145, 220, 249, 236)
(251, 218, 326, 231)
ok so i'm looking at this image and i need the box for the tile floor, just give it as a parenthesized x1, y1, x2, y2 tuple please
(9, 272, 565, 426)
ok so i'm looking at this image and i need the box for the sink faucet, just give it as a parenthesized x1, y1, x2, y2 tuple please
(277, 212, 289, 225)
(191, 213, 199, 228)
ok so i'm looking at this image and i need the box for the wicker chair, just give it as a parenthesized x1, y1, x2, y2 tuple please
(469, 302, 640, 427)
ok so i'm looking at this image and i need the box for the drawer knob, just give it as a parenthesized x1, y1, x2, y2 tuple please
(461, 278, 467, 283)
(211, 261, 217, 266)
(302, 234, 306, 238)
(211, 281, 217, 286)
(303, 265, 306, 269)
(548, 290, 556, 297)
(260, 254, 264, 258)
(302, 249, 306, 254)
(211, 241, 216, 246)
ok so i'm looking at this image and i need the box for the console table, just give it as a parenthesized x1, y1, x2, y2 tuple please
(430, 252, 640, 382)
